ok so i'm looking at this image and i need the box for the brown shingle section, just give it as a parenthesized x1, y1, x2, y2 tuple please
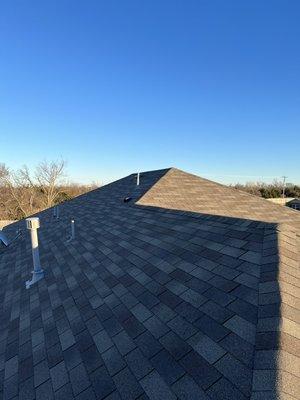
(137, 167, 300, 228)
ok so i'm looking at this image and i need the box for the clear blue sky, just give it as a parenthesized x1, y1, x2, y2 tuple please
(1, 0, 299, 185)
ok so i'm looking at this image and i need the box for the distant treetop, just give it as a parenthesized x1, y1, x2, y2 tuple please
(232, 181, 300, 199)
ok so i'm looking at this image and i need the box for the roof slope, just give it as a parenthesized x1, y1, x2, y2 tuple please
(138, 168, 300, 228)
(0, 168, 299, 400)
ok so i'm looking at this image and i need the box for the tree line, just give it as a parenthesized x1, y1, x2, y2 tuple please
(231, 180, 300, 199)
(2, 162, 299, 221)
(0, 160, 97, 220)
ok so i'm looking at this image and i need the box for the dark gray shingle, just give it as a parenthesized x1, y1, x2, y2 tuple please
(1, 167, 299, 400)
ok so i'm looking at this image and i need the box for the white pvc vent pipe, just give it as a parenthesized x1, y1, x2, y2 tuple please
(25, 217, 44, 289)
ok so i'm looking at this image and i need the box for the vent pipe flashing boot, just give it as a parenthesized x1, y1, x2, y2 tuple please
(25, 217, 44, 289)
(137, 172, 140, 186)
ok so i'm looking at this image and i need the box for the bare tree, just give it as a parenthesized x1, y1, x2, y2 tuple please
(0, 160, 66, 218)
(0, 160, 95, 220)
(35, 160, 66, 207)
(0, 164, 11, 217)
(18, 165, 36, 211)
(0, 164, 37, 219)
(0, 163, 8, 180)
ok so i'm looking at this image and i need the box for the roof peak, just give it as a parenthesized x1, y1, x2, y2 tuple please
(136, 167, 300, 228)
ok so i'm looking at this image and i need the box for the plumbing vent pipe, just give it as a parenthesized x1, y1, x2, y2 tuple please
(25, 217, 44, 289)
(137, 172, 140, 186)
(67, 219, 75, 242)
(53, 205, 60, 219)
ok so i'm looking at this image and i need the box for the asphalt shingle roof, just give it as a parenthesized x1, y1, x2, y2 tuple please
(1, 167, 299, 400)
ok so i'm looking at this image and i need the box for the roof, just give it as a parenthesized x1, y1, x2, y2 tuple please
(1, 167, 299, 400)
(287, 198, 300, 205)
(138, 168, 300, 228)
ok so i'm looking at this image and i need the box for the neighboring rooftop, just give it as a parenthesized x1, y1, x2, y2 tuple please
(1, 168, 299, 400)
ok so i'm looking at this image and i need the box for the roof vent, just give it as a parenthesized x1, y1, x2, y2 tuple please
(0, 229, 22, 249)
(137, 172, 140, 186)
(67, 219, 75, 242)
(124, 197, 132, 203)
(0, 230, 9, 247)
(53, 205, 60, 220)
(25, 217, 44, 289)
(26, 217, 40, 230)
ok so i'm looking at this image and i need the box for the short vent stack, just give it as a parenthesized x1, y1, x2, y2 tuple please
(67, 219, 75, 242)
(53, 205, 60, 220)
